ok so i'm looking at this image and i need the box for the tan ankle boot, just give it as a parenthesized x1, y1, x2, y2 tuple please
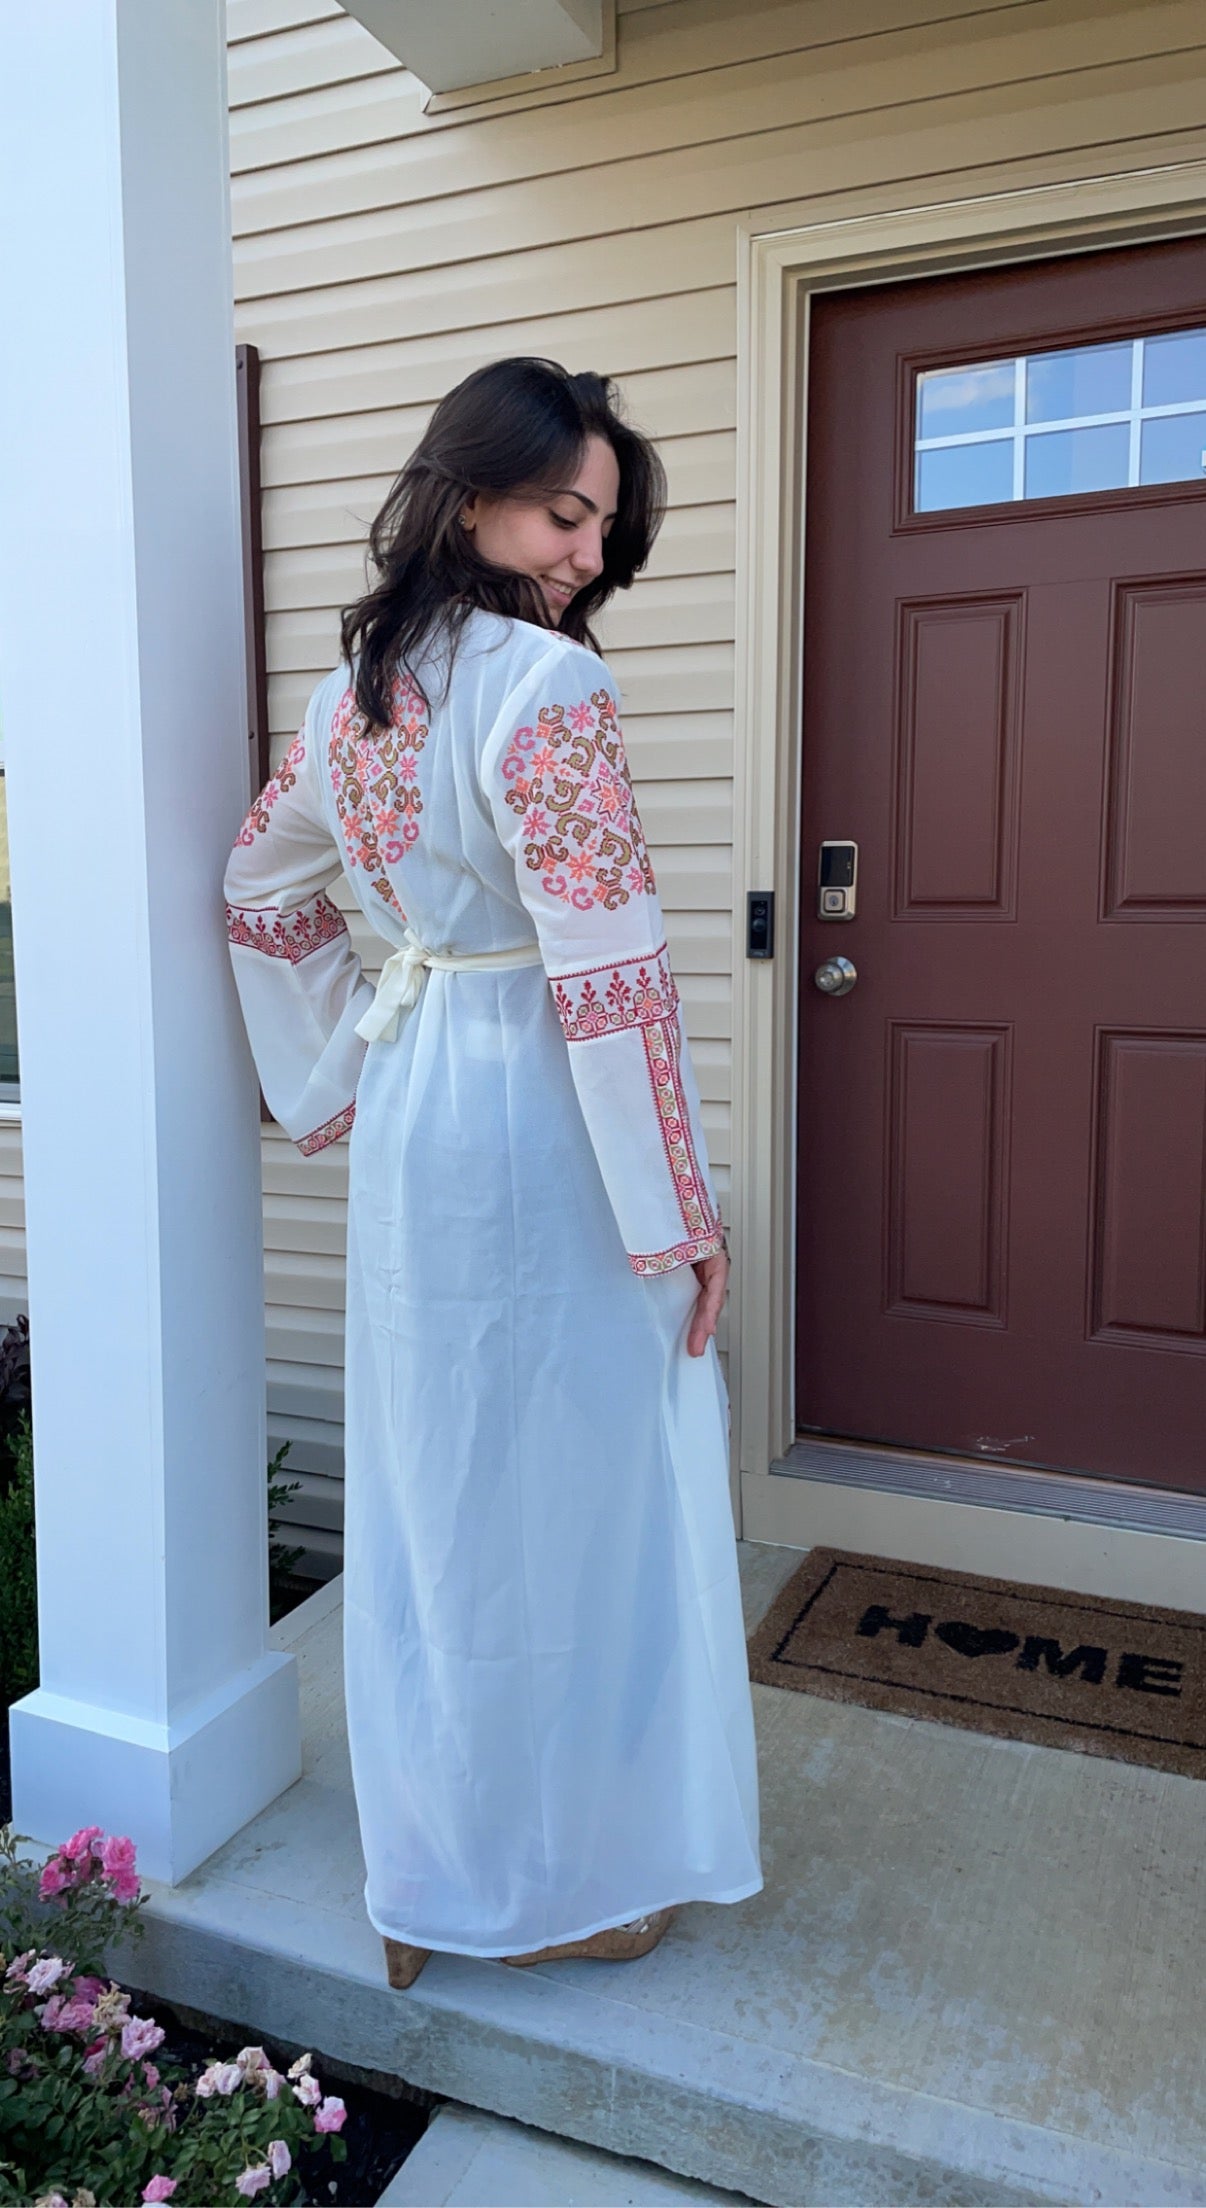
(382, 1936, 432, 1988)
(503, 1907, 676, 1968)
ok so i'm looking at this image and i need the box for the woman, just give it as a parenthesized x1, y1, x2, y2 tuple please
(224, 358, 762, 1984)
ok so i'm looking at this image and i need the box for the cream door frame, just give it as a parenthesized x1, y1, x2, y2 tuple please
(729, 156, 1206, 1511)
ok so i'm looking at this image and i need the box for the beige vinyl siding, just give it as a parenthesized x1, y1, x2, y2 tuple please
(230, 0, 1206, 1559)
(0, 1122, 25, 1328)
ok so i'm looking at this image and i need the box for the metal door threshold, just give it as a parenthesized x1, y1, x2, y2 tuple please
(772, 1437, 1206, 1542)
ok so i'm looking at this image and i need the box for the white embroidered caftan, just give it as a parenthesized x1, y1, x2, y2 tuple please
(224, 609, 762, 1956)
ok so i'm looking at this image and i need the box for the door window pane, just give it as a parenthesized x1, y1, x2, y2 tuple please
(1023, 422, 1129, 499)
(1142, 329, 1206, 409)
(916, 439, 1013, 513)
(917, 361, 1014, 439)
(1025, 342, 1131, 424)
(1139, 412, 1206, 485)
(913, 321, 1206, 513)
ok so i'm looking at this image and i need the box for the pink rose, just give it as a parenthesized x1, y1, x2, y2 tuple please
(26, 1956, 69, 1996)
(40, 1994, 96, 2033)
(314, 2095, 347, 2134)
(122, 2016, 165, 2062)
(141, 2180, 177, 2203)
(262, 2067, 285, 2100)
(267, 2141, 291, 2180)
(292, 2071, 321, 2108)
(38, 1858, 72, 1899)
(100, 1834, 139, 1904)
(286, 2052, 312, 2080)
(142, 2062, 160, 2090)
(62, 1825, 103, 1862)
(83, 2041, 108, 2078)
(4, 1951, 33, 1985)
(73, 1975, 107, 2003)
(234, 2167, 271, 2199)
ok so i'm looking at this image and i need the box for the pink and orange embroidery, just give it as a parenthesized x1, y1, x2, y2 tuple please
(641, 1010, 720, 1251)
(329, 674, 428, 917)
(552, 945, 676, 1043)
(552, 944, 720, 1267)
(299, 1100, 356, 1156)
(501, 691, 657, 911)
(629, 1233, 724, 1279)
(226, 893, 348, 965)
(236, 729, 306, 846)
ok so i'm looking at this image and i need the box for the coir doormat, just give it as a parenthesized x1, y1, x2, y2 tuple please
(747, 1547, 1206, 1780)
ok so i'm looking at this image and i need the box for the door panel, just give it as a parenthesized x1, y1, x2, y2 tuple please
(796, 238, 1206, 1492)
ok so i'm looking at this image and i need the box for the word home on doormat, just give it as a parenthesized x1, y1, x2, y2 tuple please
(746, 1547, 1206, 1780)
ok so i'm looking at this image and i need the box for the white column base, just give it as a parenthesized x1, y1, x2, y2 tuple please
(9, 1651, 300, 1886)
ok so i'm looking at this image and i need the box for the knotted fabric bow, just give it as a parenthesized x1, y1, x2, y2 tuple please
(355, 928, 544, 1045)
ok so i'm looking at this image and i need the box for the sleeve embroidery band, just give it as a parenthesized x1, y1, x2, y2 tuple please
(553, 948, 723, 1276)
(225, 893, 348, 964)
(224, 715, 366, 1158)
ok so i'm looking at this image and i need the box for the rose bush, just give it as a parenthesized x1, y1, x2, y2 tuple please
(0, 1824, 347, 2205)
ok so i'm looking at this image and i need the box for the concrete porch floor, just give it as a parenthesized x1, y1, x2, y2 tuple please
(120, 1543, 1206, 2208)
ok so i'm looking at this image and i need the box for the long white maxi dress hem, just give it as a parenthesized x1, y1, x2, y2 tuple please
(224, 609, 763, 1957)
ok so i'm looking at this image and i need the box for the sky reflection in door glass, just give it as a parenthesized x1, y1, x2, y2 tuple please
(914, 322, 1206, 512)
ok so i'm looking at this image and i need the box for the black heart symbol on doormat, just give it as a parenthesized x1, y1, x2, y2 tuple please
(934, 1620, 1020, 1660)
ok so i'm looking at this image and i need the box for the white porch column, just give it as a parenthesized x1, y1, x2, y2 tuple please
(0, 1, 300, 1882)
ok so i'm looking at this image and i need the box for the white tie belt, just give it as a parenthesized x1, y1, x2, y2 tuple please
(354, 928, 544, 1045)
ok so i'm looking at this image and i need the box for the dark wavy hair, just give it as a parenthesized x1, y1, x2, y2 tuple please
(340, 357, 667, 726)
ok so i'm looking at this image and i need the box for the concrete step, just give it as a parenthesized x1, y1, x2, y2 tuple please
(116, 1545, 1206, 2208)
(378, 2103, 759, 2205)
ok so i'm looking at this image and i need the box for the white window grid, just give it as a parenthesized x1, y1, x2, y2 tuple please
(914, 332, 1206, 508)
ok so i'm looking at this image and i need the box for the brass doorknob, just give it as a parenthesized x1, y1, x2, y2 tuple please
(814, 956, 857, 997)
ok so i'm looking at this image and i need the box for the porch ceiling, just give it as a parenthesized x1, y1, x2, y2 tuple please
(337, 0, 605, 93)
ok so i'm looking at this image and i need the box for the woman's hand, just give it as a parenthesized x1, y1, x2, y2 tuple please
(687, 1245, 729, 1358)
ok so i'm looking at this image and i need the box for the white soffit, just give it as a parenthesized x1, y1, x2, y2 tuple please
(339, 0, 605, 93)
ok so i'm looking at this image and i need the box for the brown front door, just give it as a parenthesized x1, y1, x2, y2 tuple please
(796, 239, 1206, 1494)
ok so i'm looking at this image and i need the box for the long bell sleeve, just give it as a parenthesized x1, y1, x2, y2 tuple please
(484, 638, 725, 1276)
(223, 678, 374, 1155)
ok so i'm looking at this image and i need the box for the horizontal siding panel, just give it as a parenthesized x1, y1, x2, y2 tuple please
(227, 0, 341, 40)
(678, 972, 733, 1039)
(235, 51, 1206, 308)
(267, 1359, 344, 1422)
(231, 65, 419, 173)
(604, 641, 733, 718)
(231, 3, 1202, 233)
(653, 845, 733, 910)
(266, 1422, 344, 1497)
(229, 0, 1048, 176)
(639, 778, 731, 846)
(260, 409, 729, 503)
(693, 1038, 732, 1104)
(264, 1249, 346, 1310)
(267, 1304, 347, 1366)
(701, 1100, 729, 1169)
(645, 504, 735, 581)
(261, 1128, 348, 1198)
(597, 571, 734, 653)
(264, 1191, 346, 1256)
(227, 15, 396, 108)
(262, 351, 728, 450)
(625, 712, 733, 780)
(234, 223, 733, 354)
(258, 292, 733, 421)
